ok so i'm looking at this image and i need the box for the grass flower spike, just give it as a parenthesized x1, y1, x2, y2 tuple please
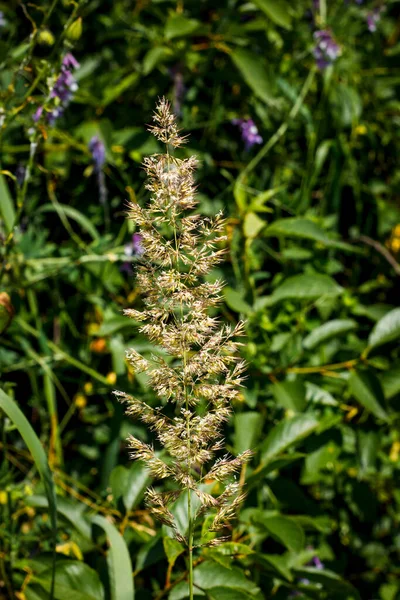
(115, 98, 252, 597)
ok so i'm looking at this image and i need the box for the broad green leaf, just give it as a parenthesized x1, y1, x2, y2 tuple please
(231, 49, 274, 105)
(380, 363, 400, 399)
(169, 582, 205, 599)
(33, 561, 104, 600)
(256, 514, 305, 553)
(305, 382, 338, 406)
(224, 287, 252, 315)
(302, 440, 340, 484)
(194, 560, 261, 596)
(263, 274, 343, 306)
(92, 515, 134, 600)
(264, 218, 359, 253)
(243, 212, 265, 239)
(38, 204, 100, 240)
(234, 412, 263, 454)
(303, 319, 357, 350)
(165, 14, 200, 40)
(252, 0, 292, 29)
(0, 388, 57, 598)
(261, 413, 319, 461)
(110, 462, 149, 512)
(0, 172, 15, 233)
(368, 307, 400, 350)
(27, 495, 91, 541)
(272, 380, 306, 412)
(163, 537, 185, 567)
(295, 567, 361, 599)
(102, 73, 139, 106)
(257, 553, 293, 581)
(349, 371, 388, 421)
(142, 47, 171, 75)
(358, 430, 378, 473)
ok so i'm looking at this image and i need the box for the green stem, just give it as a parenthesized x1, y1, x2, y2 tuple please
(235, 67, 316, 197)
(167, 143, 194, 599)
(188, 497, 194, 600)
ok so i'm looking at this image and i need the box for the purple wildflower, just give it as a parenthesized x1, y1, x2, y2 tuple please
(310, 556, 324, 569)
(121, 234, 144, 274)
(367, 7, 383, 32)
(170, 65, 186, 116)
(125, 233, 144, 257)
(313, 30, 340, 69)
(33, 52, 79, 125)
(232, 118, 263, 151)
(89, 136, 106, 172)
(62, 52, 80, 70)
(33, 106, 43, 122)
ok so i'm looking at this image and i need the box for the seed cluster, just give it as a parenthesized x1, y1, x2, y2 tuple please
(115, 98, 251, 545)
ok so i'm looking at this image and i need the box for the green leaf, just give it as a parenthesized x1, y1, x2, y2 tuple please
(27, 495, 92, 542)
(38, 204, 100, 240)
(261, 413, 319, 461)
(142, 47, 171, 75)
(165, 14, 200, 40)
(295, 567, 361, 600)
(163, 537, 185, 567)
(252, 0, 292, 29)
(194, 560, 261, 596)
(257, 514, 305, 553)
(349, 371, 388, 421)
(102, 73, 139, 107)
(243, 212, 265, 239)
(234, 412, 263, 454)
(368, 307, 400, 350)
(0, 172, 15, 233)
(272, 380, 306, 412)
(33, 561, 104, 600)
(380, 363, 400, 399)
(0, 388, 57, 598)
(110, 462, 149, 512)
(264, 218, 359, 253)
(91, 515, 134, 600)
(231, 49, 274, 105)
(257, 553, 293, 581)
(224, 287, 252, 315)
(263, 274, 343, 306)
(303, 319, 357, 350)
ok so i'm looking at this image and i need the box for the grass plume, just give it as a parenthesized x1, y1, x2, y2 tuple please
(115, 98, 251, 596)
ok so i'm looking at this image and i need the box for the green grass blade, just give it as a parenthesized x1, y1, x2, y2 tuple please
(91, 515, 134, 600)
(0, 388, 57, 599)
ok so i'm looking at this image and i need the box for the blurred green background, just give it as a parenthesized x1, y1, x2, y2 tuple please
(1, 0, 400, 599)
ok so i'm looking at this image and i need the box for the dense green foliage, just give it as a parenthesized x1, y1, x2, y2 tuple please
(1, 0, 400, 599)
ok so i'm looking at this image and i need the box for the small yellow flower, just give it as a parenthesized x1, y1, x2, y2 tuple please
(74, 393, 87, 409)
(391, 238, 400, 253)
(389, 441, 400, 462)
(0, 491, 7, 504)
(83, 381, 93, 394)
(106, 372, 117, 385)
(355, 124, 367, 135)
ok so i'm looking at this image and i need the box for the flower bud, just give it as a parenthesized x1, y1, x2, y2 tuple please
(66, 17, 82, 41)
(37, 28, 55, 46)
(0, 292, 14, 334)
